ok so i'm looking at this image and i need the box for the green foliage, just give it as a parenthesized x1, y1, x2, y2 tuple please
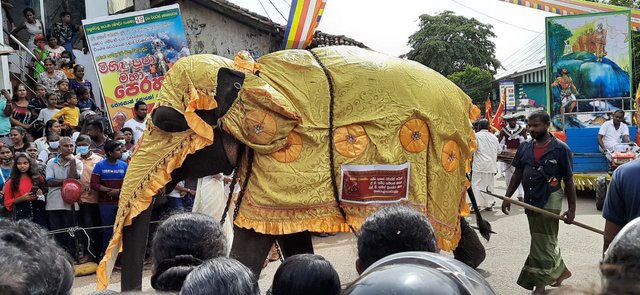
(447, 66, 494, 106)
(548, 23, 572, 63)
(606, 0, 640, 8)
(405, 11, 501, 77)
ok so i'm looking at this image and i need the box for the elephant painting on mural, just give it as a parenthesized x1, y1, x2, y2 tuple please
(96, 46, 488, 290)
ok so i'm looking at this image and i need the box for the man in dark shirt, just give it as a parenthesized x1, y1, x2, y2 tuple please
(501, 110, 577, 295)
(602, 158, 640, 252)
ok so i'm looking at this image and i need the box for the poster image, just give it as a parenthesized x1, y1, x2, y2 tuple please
(83, 4, 190, 131)
(546, 11, 632, 130)
(500, 80, 516, 112)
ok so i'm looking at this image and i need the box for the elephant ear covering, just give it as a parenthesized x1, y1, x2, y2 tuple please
(223, 46, 476, 251)
(97, 54, 234, 289)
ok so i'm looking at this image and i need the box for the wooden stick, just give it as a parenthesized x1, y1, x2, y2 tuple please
(481, 190, 604, 235)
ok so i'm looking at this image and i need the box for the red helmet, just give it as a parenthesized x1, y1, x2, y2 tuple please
(61, 179, 82, 204)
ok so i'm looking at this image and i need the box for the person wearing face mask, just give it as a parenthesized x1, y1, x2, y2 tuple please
(75, 135, 104, 263)
(112, 131, 130, 162)
(34, 119, 62, 154)
(58, 51, 75, 79)
(38, 133, 60, 164)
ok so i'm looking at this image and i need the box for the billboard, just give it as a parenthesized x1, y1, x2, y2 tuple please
(546, 11, 632, 130)
(500, 80, 516, 112)
(83, 4, 190, 131)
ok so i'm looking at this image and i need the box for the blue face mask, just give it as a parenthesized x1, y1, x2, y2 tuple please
(76, 145, 90, 155)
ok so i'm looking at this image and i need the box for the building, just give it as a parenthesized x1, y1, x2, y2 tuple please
(494, 33, 547, 113)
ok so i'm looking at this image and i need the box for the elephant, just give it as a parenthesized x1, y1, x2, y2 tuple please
(96, 47, 487, 290)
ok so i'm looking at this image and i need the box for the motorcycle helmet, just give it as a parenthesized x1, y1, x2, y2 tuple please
(342, 251, 496, 295)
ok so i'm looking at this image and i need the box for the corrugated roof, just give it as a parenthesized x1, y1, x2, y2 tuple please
(495, 33, 546, 80)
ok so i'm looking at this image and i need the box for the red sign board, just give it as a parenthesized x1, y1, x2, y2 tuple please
(340, 163, 410, 204)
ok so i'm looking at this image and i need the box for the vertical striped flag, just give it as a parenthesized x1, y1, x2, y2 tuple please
(282, 0, 327, 49)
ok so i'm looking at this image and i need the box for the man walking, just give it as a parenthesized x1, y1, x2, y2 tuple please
(472, 119, 501, 211)
(501, 110, 576, 294)
(498, 113, 526, 201)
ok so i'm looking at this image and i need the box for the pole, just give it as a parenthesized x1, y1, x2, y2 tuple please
(481, 190, 604, 235)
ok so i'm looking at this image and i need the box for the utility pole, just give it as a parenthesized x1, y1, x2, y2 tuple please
(134, 0, 151, 11)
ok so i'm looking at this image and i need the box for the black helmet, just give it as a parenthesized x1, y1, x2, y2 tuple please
(602, 217, 640, 292)
(342, 252, 496, 295)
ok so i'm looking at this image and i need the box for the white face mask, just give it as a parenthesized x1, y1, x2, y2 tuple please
(48, 141, 60, 149)
(116, 139, 126, 145)
(61, 58, 70, 64)
(120, 151, 130, 161)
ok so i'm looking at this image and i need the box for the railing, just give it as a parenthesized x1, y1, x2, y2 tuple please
(561, 96, 638, 129)
(3, 29, 42, 95)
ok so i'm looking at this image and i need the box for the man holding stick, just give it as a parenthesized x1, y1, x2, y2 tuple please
(501, 110, 576, 295)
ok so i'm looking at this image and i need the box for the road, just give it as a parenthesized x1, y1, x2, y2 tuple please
(73, 175, 606, 294)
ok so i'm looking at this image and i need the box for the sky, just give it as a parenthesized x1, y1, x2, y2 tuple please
(227, 0, 556, 63)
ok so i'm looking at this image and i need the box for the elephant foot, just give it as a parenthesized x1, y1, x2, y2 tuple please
(453, 217, 486, 269)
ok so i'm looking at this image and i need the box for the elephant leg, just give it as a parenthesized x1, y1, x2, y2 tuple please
(120, 202, 153, 291)
(230, 226, 276, 277)
(453, 217, 486, 269)
(275, 231, 314, 259)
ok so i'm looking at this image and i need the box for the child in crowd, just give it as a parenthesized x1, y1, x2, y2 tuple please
(58, 51, 75, 79)
(55, 80, 69, 107)
(30, 84, 47, 115)
(76, 86, 98, 114)
(268, 254, 340, 295)
(91, 140, 127, 253)
(3, 153, 48, 228)
(32, 34, 49, 79)
(51, 91, 80, 135)
(37, 93, 61, 125)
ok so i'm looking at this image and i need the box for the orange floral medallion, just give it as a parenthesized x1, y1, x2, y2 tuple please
(271, 132, 303, 163)
(399, 118, 429, 153)
(441, 140, 460, 172)
(243, 110, 277, 145)
(334, 124, 369, 158)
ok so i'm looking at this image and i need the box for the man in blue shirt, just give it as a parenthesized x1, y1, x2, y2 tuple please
(602, 158, 640, 252)
(501, 110, 577, 295)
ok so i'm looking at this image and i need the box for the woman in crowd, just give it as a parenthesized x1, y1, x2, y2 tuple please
(9, 126, 31, 153)
(11, 7, 44, 52)
(44, 34, 66, 64)
(37, 58, 68, 93)
(3, 153, 47, 228)
(58, 51, 74, 79)
(268, 254, 340, 295)
(34, 119, 61, 154)
(69, 64, 93, 97)
(10, 83, 35, 130)
(151, 213, 228, 292)
(25, 142, 45, 176)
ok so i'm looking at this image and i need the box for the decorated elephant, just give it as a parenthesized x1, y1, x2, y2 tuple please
(96, 46, 487, 290)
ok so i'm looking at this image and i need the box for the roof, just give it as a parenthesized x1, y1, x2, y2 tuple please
(138, 0, 367, 49)
(495, 33, 546, 80)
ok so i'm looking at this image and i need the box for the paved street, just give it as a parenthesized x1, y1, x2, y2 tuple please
(74, 175, 606, 294)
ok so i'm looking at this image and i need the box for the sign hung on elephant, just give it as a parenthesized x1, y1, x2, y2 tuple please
(340, 163, 411, 204)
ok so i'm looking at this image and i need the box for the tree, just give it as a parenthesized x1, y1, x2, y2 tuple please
(447, 66, 494, 106)
(405, 11, 501, 77)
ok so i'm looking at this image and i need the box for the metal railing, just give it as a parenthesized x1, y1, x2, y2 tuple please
(3, 30, 42, 95)
(560, 96, 638, 128)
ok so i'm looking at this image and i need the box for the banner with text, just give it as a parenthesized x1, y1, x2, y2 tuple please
(339, 163, 411, 204)
(82, 4, 190, 131)
(500, 80, 516, 112)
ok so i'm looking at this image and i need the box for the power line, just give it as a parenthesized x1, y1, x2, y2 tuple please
(257, 0, 273, 21)
(268, 0, 288, 22)
(281, 0, 291, 8)
(448, 0, 543, 34)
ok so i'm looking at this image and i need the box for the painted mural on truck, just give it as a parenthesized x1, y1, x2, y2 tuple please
(546, 11, 632, 130)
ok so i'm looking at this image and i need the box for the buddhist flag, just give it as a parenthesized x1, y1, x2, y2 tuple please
(282, 0, 327, 49)
(491, 94, 506, 132)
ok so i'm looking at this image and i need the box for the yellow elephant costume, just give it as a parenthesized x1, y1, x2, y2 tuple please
(98, 46, 476, 288)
